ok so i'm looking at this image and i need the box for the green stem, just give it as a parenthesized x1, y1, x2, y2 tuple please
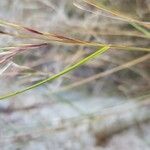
(130, 23, 150, 37)
(0, 46, 110, 100)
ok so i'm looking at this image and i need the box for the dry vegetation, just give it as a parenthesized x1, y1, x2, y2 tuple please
(0, 0, 150, 149)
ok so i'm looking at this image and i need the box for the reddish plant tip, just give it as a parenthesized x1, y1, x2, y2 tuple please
(53, 34, 84, 43)
(24, 27, 43, 35)
(25, 43, 48, 48)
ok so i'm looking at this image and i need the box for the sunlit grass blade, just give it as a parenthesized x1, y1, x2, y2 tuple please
(76, 0, 150, 28)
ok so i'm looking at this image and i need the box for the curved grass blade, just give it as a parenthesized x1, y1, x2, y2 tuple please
(0, 46, 110, 100)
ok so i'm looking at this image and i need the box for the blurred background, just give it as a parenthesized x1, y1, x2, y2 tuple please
(0, 0, 150, 149)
